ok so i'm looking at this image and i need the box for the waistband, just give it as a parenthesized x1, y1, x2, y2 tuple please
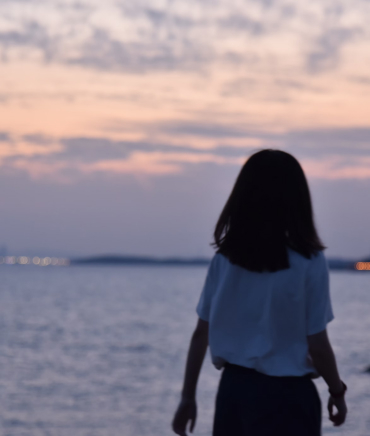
(224, 362, 313, 380)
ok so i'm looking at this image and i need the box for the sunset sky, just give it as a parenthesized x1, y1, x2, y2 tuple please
(0, 0, 370, 258)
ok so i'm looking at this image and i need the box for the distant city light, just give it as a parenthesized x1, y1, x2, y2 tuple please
(17, 256, 29, 264)
(0, 255, 70, 267)
(40, 257, 52, 266)
(356, 262, 370, 271)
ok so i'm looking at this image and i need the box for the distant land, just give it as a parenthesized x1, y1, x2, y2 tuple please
(1, 254, 369, 271)
(70, 255, 370, 271)
(70, 255, 210, 267)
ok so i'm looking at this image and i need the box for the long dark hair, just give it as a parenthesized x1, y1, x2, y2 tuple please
(213, 149, 325, 272)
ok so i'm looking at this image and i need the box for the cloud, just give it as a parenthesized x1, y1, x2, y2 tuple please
(217, 14, 265, 36)
(1, 0, 368, 77)
(22, 134, 53, 145)
(0, 132, 10, 142)
(301, 156, 370, 180)
(0, 2, 213, 73)
(60, 137, 131, 162)
(59, 137, 226, 162)
(285, 127, 370, 157)
(66, 28, 212, 72)
(306, 26, 361, 73)
(0, 21, 57, 62)
(1, 124, 370, 180)
(160, 122, 255, 139)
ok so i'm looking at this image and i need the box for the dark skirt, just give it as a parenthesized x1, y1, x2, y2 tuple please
(213, 363, 322, 436)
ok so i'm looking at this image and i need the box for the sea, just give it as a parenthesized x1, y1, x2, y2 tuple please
(0, 265, 369, 436)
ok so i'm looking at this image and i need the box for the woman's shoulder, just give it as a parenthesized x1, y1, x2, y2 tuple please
(209, 252, 229, 269)
(208, 252, 236, 278)
(288, 248, 327, 270)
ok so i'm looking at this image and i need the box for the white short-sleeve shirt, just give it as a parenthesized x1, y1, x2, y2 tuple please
(196, 249, 334, 376)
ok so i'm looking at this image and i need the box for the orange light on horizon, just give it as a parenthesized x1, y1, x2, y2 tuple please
(356, 262, 370, 271)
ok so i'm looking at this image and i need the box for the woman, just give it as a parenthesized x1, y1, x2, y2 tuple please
(172, 150, 347, 436)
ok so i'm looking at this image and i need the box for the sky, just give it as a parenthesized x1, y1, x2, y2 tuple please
(0, 0, 370, 259)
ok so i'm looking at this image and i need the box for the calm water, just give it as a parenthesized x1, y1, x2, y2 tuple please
(0, 265, 369, 436)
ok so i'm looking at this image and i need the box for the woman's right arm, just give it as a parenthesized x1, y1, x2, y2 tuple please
(172, 318, 209, 436)
(307, 329, 347, 426)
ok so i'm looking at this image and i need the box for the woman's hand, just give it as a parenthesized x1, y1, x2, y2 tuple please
(172, 398, 197, 435)
(328, 396, 347, 426)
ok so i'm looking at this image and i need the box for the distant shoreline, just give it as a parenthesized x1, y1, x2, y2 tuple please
(1, 254, 368, 271)
(70, 255, 368, 271)
(70, 255, 210, 267)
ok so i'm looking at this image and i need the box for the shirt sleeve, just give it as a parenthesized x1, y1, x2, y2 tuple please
(305, 251, 334, 335)
(196, 254, 218, 322)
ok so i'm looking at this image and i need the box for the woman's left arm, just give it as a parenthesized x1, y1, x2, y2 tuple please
(172, 318, 209, 436)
